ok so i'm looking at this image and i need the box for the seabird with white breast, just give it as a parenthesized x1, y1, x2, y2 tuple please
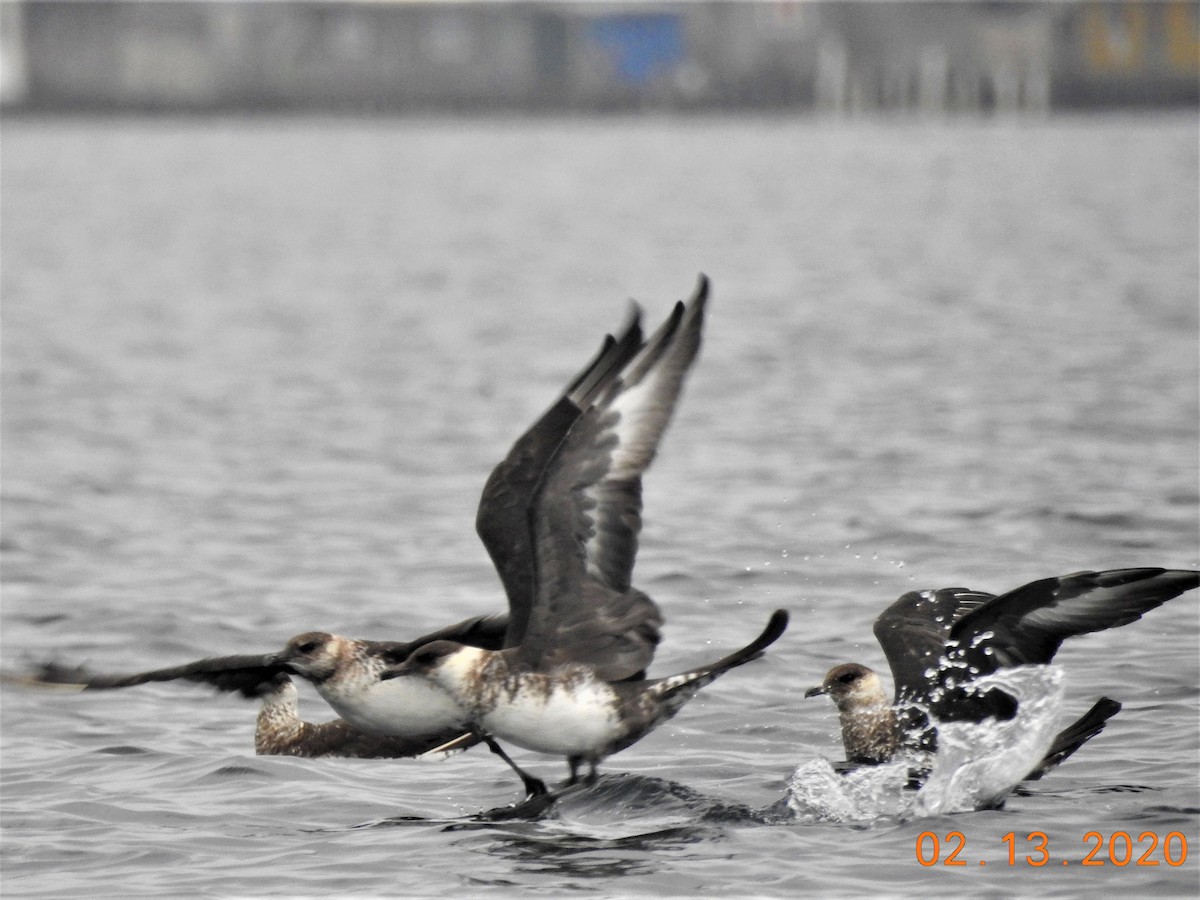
(384, 611, 789, 794)
(16, 650, 491, 759)
(377, 291, 791, 794)
(805, 567, 1198, 774)
(33, 279, 713, 754)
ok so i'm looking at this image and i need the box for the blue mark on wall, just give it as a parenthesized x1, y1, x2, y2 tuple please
(588, 14, 685, 85)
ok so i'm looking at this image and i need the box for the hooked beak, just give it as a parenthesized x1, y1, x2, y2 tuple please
(804, 685, 828, 699)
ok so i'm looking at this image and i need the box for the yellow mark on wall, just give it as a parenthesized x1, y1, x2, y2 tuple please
(1084, 2, 1147, 71)
(1165, 1, 1200, 72)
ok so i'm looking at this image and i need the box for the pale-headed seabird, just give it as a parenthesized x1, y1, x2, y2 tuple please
(383, 611, 789, 794)
(376, 290, 791, 794)
(805, 567, 1198, 774)
(15, 657, 485, 759)
(33, 279, 713, 756)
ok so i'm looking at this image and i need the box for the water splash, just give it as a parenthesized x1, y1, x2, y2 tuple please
(915, 665, 1064, 814)
(784, 757, 915, 825)
(784, 665, 1066, 824)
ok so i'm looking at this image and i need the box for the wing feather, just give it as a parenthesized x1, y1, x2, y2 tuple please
(520, 276, 708, 672)
(475, 310, 643, 645)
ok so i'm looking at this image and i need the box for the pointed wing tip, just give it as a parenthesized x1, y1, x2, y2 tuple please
(618, 300, 645, 347)
(684, 274, 709, 316)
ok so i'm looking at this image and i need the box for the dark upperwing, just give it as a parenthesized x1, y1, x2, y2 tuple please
(356, 612, 510, 663)
(947, 568, 1200, 670)
(36, 612, 511, 698)
(54, 654, 290, 699)
(475, 306, 644, 648)
(873, 586, 995, 704)
(519, 278, 707, 681)
(876, 568, 1198, 726)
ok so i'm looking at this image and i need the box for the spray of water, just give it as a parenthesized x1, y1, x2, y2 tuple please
(785, 665, 1066, 824)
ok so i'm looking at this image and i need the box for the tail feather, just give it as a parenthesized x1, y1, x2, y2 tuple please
(650, 609, 788, 706)
(1024, 697, 1122, 781)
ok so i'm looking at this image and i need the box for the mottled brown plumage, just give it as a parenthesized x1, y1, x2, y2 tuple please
(252, 674, 473, 758)
(24, 284, 703, 755)
(13, 661, 469, 759)
(385, 285, 791, 795)
(806, 568, 1197, 776)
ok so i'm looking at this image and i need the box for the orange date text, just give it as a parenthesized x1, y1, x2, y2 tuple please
(914, 830, 1188, 868)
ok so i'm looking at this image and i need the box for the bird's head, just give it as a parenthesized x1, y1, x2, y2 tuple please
(805, 662, 889, 712)
(379, 640, 485, 693)
(279, 632, 347, 683)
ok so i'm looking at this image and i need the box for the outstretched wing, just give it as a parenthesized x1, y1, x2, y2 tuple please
(358, 612, 511, 663)
(475, 310, 644, 647)
(22, 614, 511, 701)
(873, 587, 995, 704)
(28, 653, 291, 699)
(879, 568, 1197, 726)
(948, 568, 1199, 670)
(519, 277, 708, 675)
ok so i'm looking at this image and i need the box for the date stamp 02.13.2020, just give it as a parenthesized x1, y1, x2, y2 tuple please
(915, 830, 1189, 868)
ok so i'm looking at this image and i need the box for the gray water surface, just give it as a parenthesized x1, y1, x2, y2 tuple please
(2, 115, 1197, 898)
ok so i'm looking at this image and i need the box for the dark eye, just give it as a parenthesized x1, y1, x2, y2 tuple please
(837, 671, 859, 684)
(415, 649, 437, 666)
(297, 640, 319, 655)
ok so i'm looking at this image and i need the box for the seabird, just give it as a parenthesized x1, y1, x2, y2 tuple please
(251, 673, 465, 758)
(383, 609, 789, 794)
(36, 279, 710, 752)
(14, 661, 472, 759)
(374, 289, 790, 794)
(805, 567, 1198, 774)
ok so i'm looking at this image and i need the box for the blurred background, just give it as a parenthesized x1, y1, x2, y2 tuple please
(2, 0, 1197, 115)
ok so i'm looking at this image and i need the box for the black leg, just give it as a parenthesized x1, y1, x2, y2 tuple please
(475, 729, 548, 798)
(566, 756, 599, 787)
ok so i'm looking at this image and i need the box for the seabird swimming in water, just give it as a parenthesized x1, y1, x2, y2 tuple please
(36, 279, 712, 752)
(805, 567, 1198, 774)
(250, 673, 467, 758)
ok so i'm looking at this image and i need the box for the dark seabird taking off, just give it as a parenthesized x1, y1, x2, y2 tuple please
(27, 279, 720, 760)
(805, 568, 1199, 776)
(378, 291, 790, 793)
